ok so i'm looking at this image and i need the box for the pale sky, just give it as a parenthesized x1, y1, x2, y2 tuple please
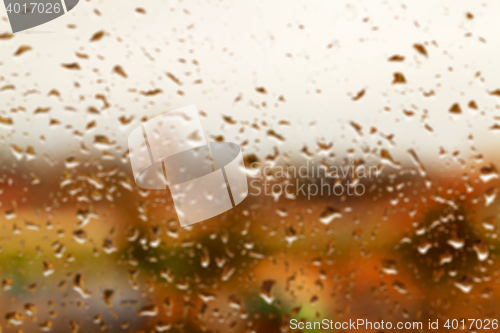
(1, 0, 500, 170)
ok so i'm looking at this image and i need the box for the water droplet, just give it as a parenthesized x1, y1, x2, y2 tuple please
(381, 259, 398, 275)
(5, 311, 25, 325)
(392, 281, 408, 294)
(259, 280, 275, 304)
(473, 240, 489, 262)
(454, 276, 473, 293)
(138, 304, 159, 317)
(319, 206, 342, 225)
(73, 274, 93, 298)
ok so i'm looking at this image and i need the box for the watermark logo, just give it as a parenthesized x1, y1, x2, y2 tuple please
(128, 105, 248, 227)
(3, 0, 79, 33)
(248, 162, 379, 200)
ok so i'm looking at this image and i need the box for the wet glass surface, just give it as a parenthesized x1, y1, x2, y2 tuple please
(1, 0, 500, 332)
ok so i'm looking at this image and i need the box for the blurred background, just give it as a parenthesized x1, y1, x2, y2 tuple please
(1, 0, 500, 332)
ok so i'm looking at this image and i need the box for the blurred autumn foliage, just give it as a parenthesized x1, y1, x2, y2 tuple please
(1, 153, 500, 332)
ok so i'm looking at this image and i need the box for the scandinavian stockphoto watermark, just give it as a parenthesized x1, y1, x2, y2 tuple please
(3, 0, 79, 33)
(248, 161, 379, 199)
(127, 105, 248, 227)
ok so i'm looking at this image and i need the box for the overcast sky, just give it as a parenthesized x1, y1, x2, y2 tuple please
(1, 0, 500, 170)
